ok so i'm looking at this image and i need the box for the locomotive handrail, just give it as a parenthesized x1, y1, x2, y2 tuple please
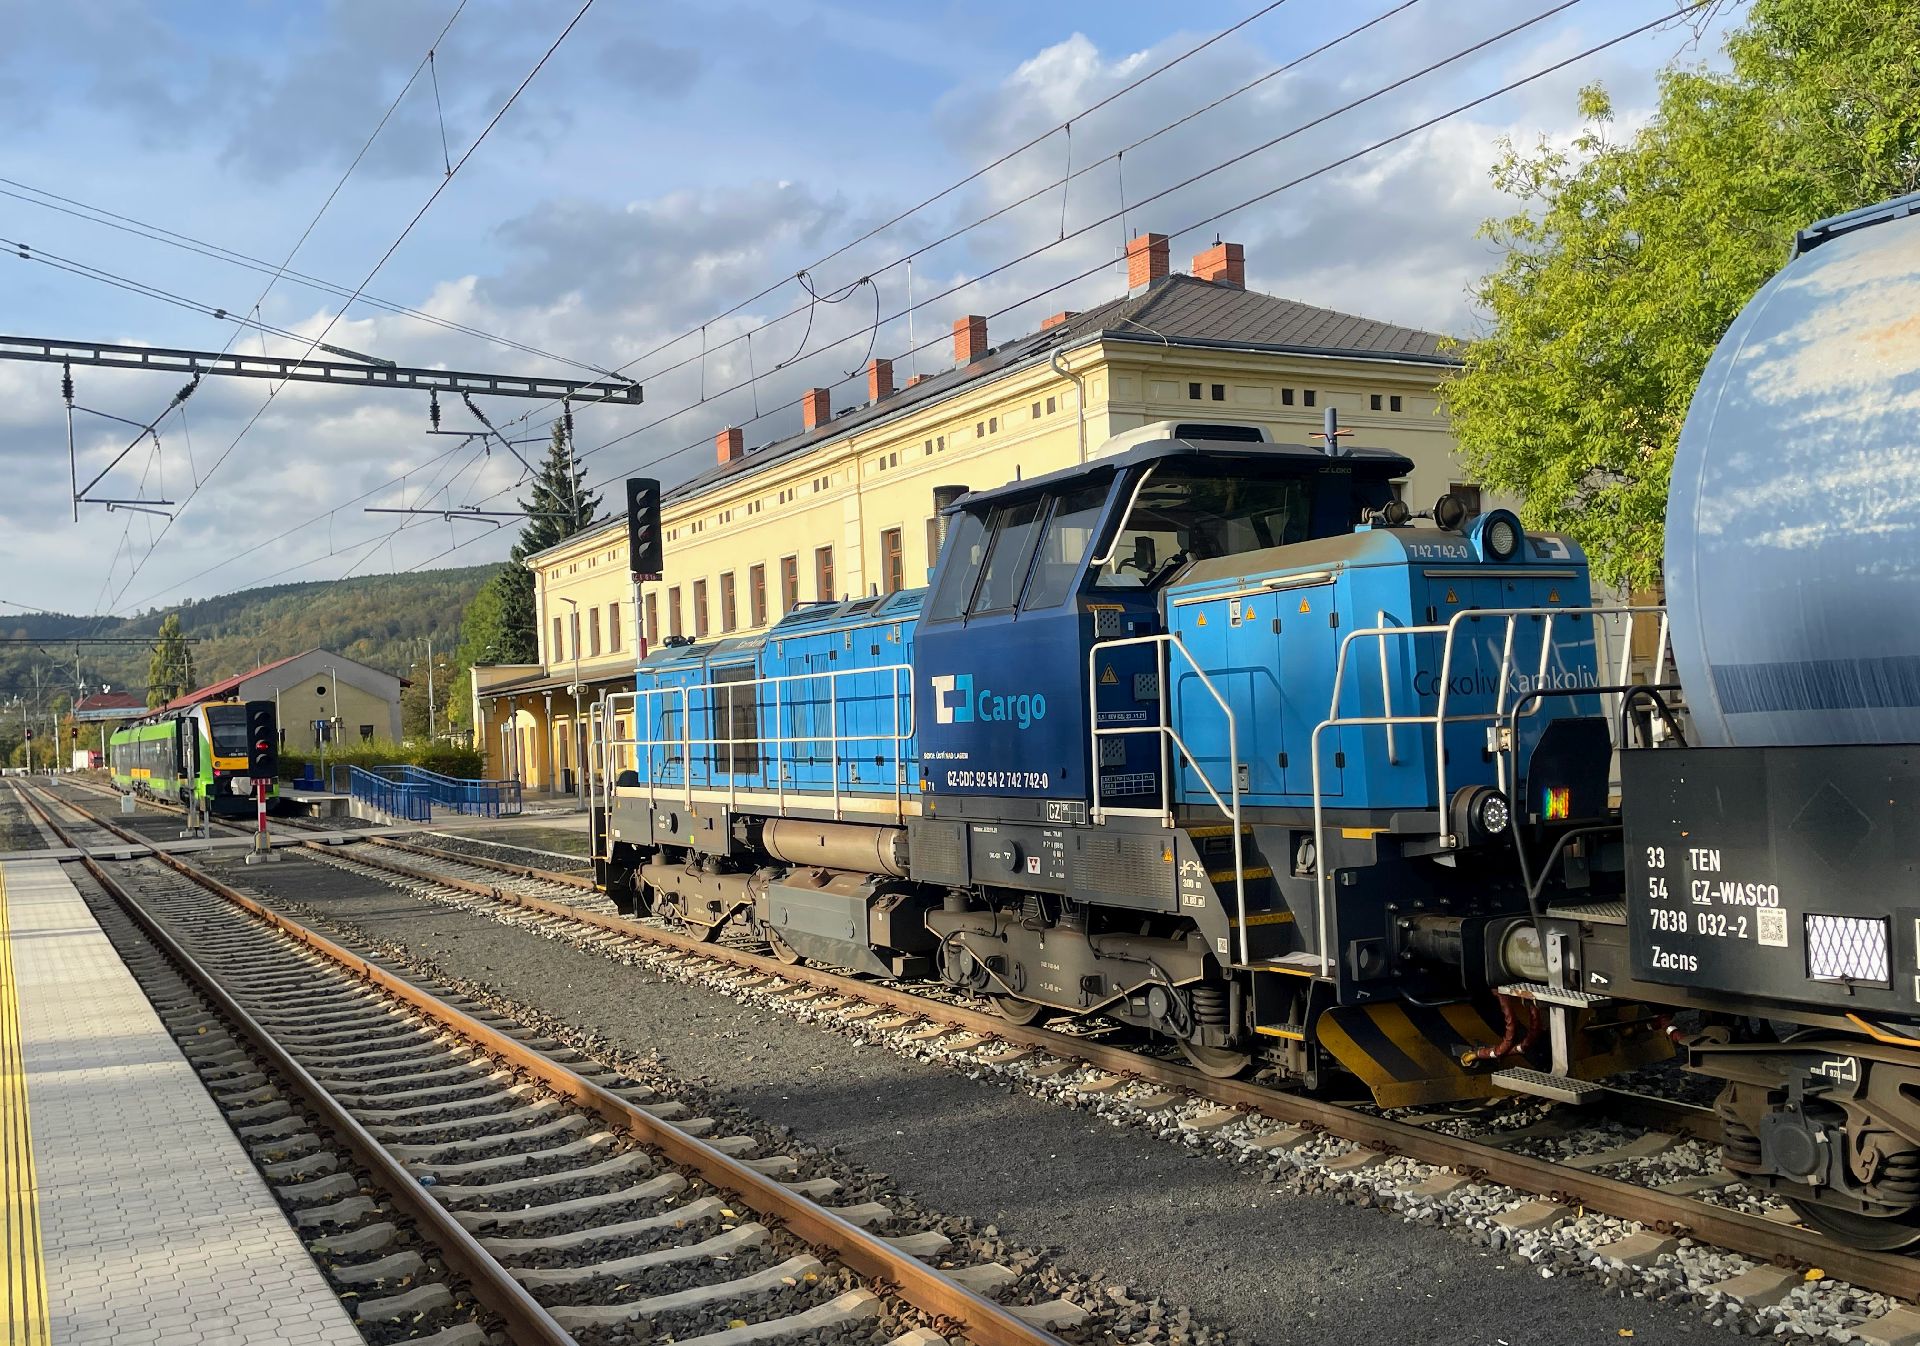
(600, 664, 917, 824)
(1308, 604, 1669, 977)
(1088, 633, 1247, 963)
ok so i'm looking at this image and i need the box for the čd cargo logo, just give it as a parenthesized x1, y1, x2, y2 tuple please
(931, 673, 1048, 729)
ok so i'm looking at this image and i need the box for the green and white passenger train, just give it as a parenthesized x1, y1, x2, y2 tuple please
(109, 699, 280, 819)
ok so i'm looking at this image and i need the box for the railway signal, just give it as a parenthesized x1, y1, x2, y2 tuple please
(626, 477, 662, 580)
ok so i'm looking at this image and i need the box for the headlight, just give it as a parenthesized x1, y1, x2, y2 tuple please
(1475, 790, 1511, 834)
(1485, 516, 1518, 559)
(230, 776, 252, 795)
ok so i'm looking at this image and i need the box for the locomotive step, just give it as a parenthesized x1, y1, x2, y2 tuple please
(1491, 1067, 1603, 1104)
(1495, 981, 1613, 1008)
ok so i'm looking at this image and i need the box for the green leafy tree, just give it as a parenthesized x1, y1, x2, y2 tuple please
(1443, 0, 1920, 590)
(494, 422, 603, 662)
(146, 612, 197, 706)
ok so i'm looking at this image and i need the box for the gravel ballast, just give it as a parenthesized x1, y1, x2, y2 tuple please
(192, 848, 1755, 1346)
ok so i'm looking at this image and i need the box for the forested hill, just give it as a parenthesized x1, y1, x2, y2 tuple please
(0, 566, 499, 703)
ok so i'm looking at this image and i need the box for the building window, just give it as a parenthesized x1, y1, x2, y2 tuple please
(589, 608, 602, 657)
(1304, 390, 1317, 407)
(1032, 401, 1042, 418)
(780, 555, 799, 614)
(926, 516, 942, 573)
(1210, 383, 1225, 401)
(609, 602, 622, 653)
(551, 615, 563, 661)
(925, 438, 934, 455)
(667, 586, 682, 638)
(937, 434, 945, 451)
(1370, 394, 1383, 411)
(1045, 396, 1056, 414)
(976, 421, 985, 437)
(1390, 395, 1403, 412)
(749, 563, 767, 627)
(881, 527, 904, 595)
(1450, 483, 1484, 516)
(1187, 381, 1201, 400)
(692, 579, 709, 638)
(988, 416, 998, 432)
(720, 571, 738, 634)
(571, 611, 582, 660)
(815, 545, 835, 602)
(1281, 388, 1295, 406)
(645, 593, 659, 647)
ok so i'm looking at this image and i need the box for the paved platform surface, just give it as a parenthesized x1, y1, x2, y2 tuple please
(0, 858, 361, 1345)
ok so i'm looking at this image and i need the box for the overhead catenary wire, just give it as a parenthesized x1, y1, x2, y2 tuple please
(112, 0, 1427, 611)
(386, 2, 1693, 582)
(106, 0, 599, 614)
(0, 177, 633, 379)
(450, 0, 1594, 484)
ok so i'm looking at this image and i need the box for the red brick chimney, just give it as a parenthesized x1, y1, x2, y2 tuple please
(1126, 232, 1170, 291)
(1040, 311, 1079, 330)
(953, 315, 988, 366)
(907, 373, 934, 388)
(715, 426, 744, 465)
(801, 387, 831, 431)
(1192, 240, 1245, 288)
(866, 357, 894, 402)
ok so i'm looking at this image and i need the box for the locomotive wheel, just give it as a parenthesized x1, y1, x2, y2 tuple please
(990, 994, 1053, 1026)
(1179, 1040, 1252, 1079)
(1784, 1199, 1920, 1251)
(766, 929, 804, 966)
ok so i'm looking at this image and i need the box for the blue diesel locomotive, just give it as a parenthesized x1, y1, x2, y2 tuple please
(598, 425, 1666, 1103)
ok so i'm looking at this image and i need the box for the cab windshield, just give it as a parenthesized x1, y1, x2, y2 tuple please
(1096, 466, 1311, 587)
(205, 706, 251, 757)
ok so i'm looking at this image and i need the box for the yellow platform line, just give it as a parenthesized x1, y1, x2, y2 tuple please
(0, 868, 50, 1346)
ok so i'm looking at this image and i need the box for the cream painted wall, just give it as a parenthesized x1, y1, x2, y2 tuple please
(520, 339, 1471, 667)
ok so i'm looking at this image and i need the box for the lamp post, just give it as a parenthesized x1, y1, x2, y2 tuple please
(558, 597, 586, 808)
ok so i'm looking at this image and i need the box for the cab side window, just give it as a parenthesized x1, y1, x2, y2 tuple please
(970, 499, 1046, 614)
(1022, 484, 1109, 610)
(926, 511, 988, 622)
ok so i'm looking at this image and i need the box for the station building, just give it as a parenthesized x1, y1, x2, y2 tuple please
(164, 648, 407, 747)
(471, 233, 1471, 793)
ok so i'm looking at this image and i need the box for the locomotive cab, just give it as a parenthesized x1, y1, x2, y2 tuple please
(914, 437, 1411, 813)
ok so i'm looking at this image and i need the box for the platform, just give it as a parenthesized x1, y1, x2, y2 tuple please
(0, 857, 361, 1345)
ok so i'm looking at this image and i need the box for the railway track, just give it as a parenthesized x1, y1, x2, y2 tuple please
(45, 779, 1920, 1304)
(12, 781, 1078, 1346)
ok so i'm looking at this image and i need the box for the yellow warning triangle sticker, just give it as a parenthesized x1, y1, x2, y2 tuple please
(1445, 587, 1459, 603)
(1100, 665, 1118, 685)
(1548, 588, 1560, 603)
(1298, 597, 1311, 614)
(1197, 613, 1207, 626)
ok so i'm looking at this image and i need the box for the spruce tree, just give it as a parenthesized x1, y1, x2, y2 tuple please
(494, 422, 602, 662)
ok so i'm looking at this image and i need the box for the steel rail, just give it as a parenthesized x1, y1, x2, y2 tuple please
(289, 832, 1920, 1299)
(10, 783, 577, 1345)
(20, 784, 1064, 1346)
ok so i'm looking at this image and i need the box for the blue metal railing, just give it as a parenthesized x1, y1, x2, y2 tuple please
(370, 764, 522, 817)
(348, 766, 430, 822)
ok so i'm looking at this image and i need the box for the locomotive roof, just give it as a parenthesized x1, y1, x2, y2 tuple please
(946, 437, 1416, 513)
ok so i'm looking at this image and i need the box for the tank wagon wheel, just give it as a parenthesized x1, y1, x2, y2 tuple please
(1784, 1200, 1920, 1252)
(765, 929, 804, 966)
(989, 994, 1053, 1026)
(1179, 1040, 1252, 1079)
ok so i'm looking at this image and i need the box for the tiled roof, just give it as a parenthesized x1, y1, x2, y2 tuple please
(665, 273, 1454, 504)
(526, 273, 1457, 558)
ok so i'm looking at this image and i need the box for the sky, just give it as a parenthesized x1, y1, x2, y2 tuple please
(0, 0, 1741, 616)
